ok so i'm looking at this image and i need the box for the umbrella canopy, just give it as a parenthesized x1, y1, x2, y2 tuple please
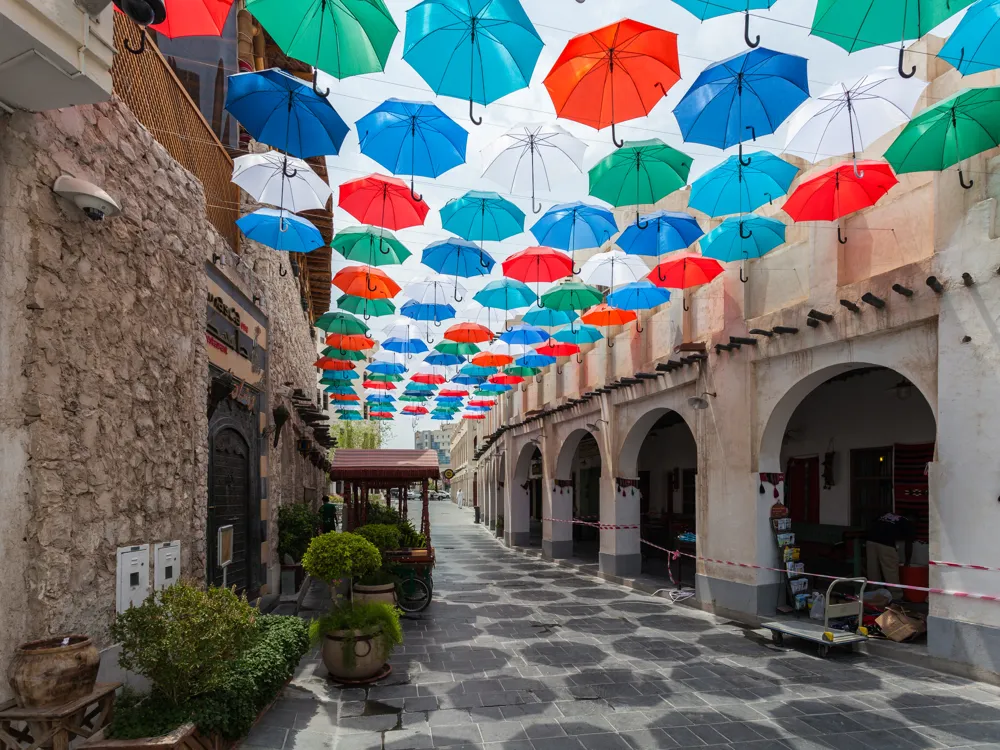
(383, 337, 430, 356)
(321, 346, 367, 361)
(689, 153, 799, 218)
(522, 303, 579, 329)
(472, 352, 515, 367)
(339, 174, 430, 238)
(245, 0, 397, 83)
(940, 0, 1000, 76)
(333, 226, 411, 267)
(325, 333, 376, 350)
(581, 303, 637, 328)
(424, 352, 465, 366)
(236, 209, 325, 253)
(402, 405, 430, 415)
(700, 215, 787, 263)
(315, 311, 369, 335)
(403, 0, 543, 124)
(544, 19, 681, 146)
(421, 238, 496, 298)
(225, 68, 349, 159)
(367, 361, 407, 375)
(441, 191, 525, 243)
(884, 86, 1000, 189)
(367, 393, 396, 402)
(435, 341, 481, 356)
(463, 413, 487, 420)
(460, 364, 498, 377)
(412, 372, 446, 385)
(121, 0, 233, 39)
(332, 265, 402, 300)
(400, 394, 430, 402)
(516, 353, 557, 368)
(615, 210, 703, 260)
(504, 365, 540, 377)
(357, 99, 468, 199)
(670, 0, 778, 46)
(232, 151, 332, 213)
(400, 299, 456, 327)
(338, 411, 364, 421)
(314, 357, 356, 371)
(588, 139, 692, 224)
(490, 373, 524, 385)
(445, 323, 494, 344)
(365, 371, 405, 383)
(607, 280, 671, 311)
(365, 380, 396, 390)
(499, 323, 549, 346)
(451, 376, 486, 387)
(502, 246, 573, 287)
(479, 382, 513, 393)
(782, 162, 897, 242)
(580, 250, 651, 289)
(785, 68, 927, 168)
(439, 388, 470, 397)
(474, 278, 536, 311)
(530, 202, 618, 255)
(536, 339, 581, 357)
(540, 281, 603, 311)
(482, 123, 587, 212)
(337, 294, 396, 320)
(673, 47, 809, 160)
(647, 253, 724, 290)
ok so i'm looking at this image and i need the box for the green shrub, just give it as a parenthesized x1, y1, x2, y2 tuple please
(110, 583, 259, 707)
(277, 503, 320, 563)
(302, 531, 381, 583)
(397, 519, 427, 549)
(309, 602, 402, 669)
(109, 616, 309, 741)
(354, 523, 401, 552)
(365, 503, 401, 526)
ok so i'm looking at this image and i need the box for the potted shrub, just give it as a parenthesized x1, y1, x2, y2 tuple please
(277, 503, 320, 594)
(352, 525, 402, 605)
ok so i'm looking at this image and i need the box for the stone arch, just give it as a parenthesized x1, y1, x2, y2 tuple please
(507, 441, 540, 547)
(554, 427, 605, 479)
(618, 407, 696, 479)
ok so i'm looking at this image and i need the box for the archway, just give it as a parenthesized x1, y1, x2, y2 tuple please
(553, 428, 604, 563)
(619, 408, 698, 585)
(509, 442, 541, 548)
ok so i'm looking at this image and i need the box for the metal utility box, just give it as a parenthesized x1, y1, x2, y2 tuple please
(153, 541, 181, 590)
(116, 545, 149, 613)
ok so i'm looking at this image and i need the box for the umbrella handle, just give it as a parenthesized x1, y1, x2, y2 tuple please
(434, 318, 442, 327)
(683, 297, 690, 312)
(576, 353, 583, 364)
(744, 11, 760, 48)
(469, 98, 482, 126)
(505, 320, 513, 332)
(738, 143, 752, 167)
(740, 265, 749, 283)
(838, 226, 848, 245)
(279, 214, 290, 233)
(852, 159, 865, 179)
(480, 254, 492, 269)
(282, 161, 298, 179)
(367, 275, 379, 293)
(607, 337, 615, 349)
(898, 47, 916, 79)
(763, 192, 773, 205)
(410, 175, 423, 203)
(312, 69, 331, 98)
(427, 333, 435, 344)
(279, 265, 288, 277)
(557, 366, 564, 375)
(636, 213, 649, 230)
(656, 266, 667, 283)
(636, 319, 644, 333)
(533, 198, 543, 214)
(378, 235, 392, 255)
(959, 168, 974, 190)
(739, 221, 753, 239)
(536, 373, 544, 383)
(611, 121, 624, 149)
(124, 26, 147, 55)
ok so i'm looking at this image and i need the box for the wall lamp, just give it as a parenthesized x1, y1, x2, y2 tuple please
(688, 392, 717, 410)
(586, 419, 608, 432)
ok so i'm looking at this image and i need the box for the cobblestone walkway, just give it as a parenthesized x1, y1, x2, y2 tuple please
(246, 503, 1000, 750)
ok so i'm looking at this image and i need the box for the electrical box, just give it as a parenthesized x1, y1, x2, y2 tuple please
(153, 541, 181, 591)
(116, 545, 149, 613)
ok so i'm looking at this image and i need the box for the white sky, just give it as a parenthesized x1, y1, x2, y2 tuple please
(316, 0, 963, 447)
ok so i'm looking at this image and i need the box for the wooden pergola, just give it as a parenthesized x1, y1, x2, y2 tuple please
(330, 449, 440, 544)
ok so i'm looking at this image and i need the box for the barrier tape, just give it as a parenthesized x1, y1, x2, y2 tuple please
(930, 560, 1000, 572)
(542, 517, 640, 530)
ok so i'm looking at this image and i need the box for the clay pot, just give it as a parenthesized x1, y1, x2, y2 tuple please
(352, 583, 396, 607)
(8, 635, 100, 708)
(321, 629, 388, 682)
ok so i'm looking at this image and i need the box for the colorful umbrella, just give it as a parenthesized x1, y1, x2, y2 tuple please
(700, 215, 787, 275)
(339, 175, 430, 256)
(338, 411, 364, 421)
(364, 380, 396, 390)
(781, 161, 897, 243)
(463, 413, 487, 420)
(117, 0, 234, 52)
(232, 151, 332, 213)
(439, 388, 470, 397)
(333, 226, 411, 267)
(400, 394, 430, 402)
(499, 323, 548, 348)
(615, 210, 703, 273)
(383, 336, 429, 356)
(402, 405, 430, 415)
(647, 253, 724, 309)
(522, 303, 579, 329)
(670, 0, 778, 47)
(468, 399, 495, 407)
(367, 361, 407, 375)
(421, 238, 496, 301)
(402, 0, 543, 124)
(536, 339, 581, 358)
(540, 281, 603, 312)
(321, 346, 367, 361)
(365, 372, 405, 383)
(315, 311, 369, 336)
(337, 294, 396, 320)
(544, 19, 681, 146)
(445, 323, 494, 344)
(580, 250, 651, 290)
(325, 333, 376, 350)
(314, 357, 356, 371)
(516, 353, 557, 368)
(480, 382, 513, 393)
(435, 341, 481, 357)
(607, 280, 671, 314)
(236, 209, 325, 254)
(332, 265, 402, 300)
(441, 191, 525, 245)
(940, 0, 1000, 76)
(357, 99, 468, 200)
(490, 373, 524, 385)
(689, 153, 798, 218)
(588, 139, 692, 225)
(412, 371, 447, 385)
(474, 279, 536, 324)
(530, 202, 618, 273)
(502, 246, 573, 302)
(581, 303, 637, 328)
(424, 352, 465, 367)
(460, 364, 498, 377)
(472, 352, 514, 367)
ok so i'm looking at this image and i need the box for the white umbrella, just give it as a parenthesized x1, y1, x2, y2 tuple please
(231, 150, 332, 213)
(481, 123, 587, 214)
(579, 250, 650, 289)
(784, 68, 928, 172)
(404, 279, 465, 306)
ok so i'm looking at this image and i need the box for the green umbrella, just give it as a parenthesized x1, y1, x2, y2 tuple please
(433, 405, 462, 413)
(399, 394, 429, 402)
(337, 294, 396, 319)
(505, 365, 541, 377)
(588, 139, 692, 226)
(885, 87, 1000, 189)
(434, 341, 481, 356)
(332, 226, 411, 266)
(365, 372, 405, 383)
(314, 310, 369, 335)
(811, 0, 973, 77)
(321, 346, 367, 362)
(540, 281, 603, 312)
(473, 389, 493, 397)
(246, 0, 398, 86)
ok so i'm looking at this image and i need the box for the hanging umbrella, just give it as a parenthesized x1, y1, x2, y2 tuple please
(460, 364, 497, 377)
(647, 253, 724, 310)
(700, 215, 787, 279)
(673, 48, 809, 163)
(463, 413, 487, 420)
(365, 372, 405, 383)
(225, 69, 349, 159)
(406, 382, 438, 392)
(357, 99, 468, 200)
(315, 311, 369, 335)
(367, 361, 407, 375)
(499, 323, 549, 346)
(689, 153, 798, 217)
(581, 303, 637, 346)
(402, 279, 460, 336)
(480, 382, 513, 393)
(473, 351, 515, 367)
(328, 387, 359, 396)
(468, 398, 496, 407)
(530, 202, 619, 273)
(607, 280, 672, 317)
(332, 265, 401, 300)
(785, 68, 927, 172)
(482, 123, 587, 213)
(321, 370, 359, 382)
(400, 394, 430, 402)
(474, 279, 536, 330)
(670, 0, 779, 48)
(516, 353, 557, 368)
(232, 151, 332, 213)
(884, 86, 1000, 189)
(445, 323, 494, 344)
(339, 175, 430, 256)
(503, 366, 539, 378)
(940, 0, 1000, 76)
(236, 209, 325, 253)
(333, 226, 411, 267)
(116, 0, 234, 53)
(540, 281, 603, 312)
(811, 0, 973, 78)
(325, 333, 376, 350)
(314, 357, 356, 371)
(781, 161, 897, 243)
(337, 294, 396, 320)
(580, 249, 651, 290)
(522, 303, 579, 329)
(321, 346, 367, 361)
(502, 246, 574, 303)
(338, 411, 364, 421)
(402, 0, 543, 125)
(435, 341, 481, 357)
(544, 19, 681, 147)
(536, 339, 581, 361)
(421, 238, 496, 301)
(365, 380, 397, 390)
(370, 413, 395, 420)
(588, 139, 692, 226)
(367, 393, 396, 402)
(490, 373, 524, 385)
(402, 405, 430, 416)
(424, 352, 465, 367)
(245, 0, 397, 89)
(439, 388, 470, 397)
(441, 191, 525, 246)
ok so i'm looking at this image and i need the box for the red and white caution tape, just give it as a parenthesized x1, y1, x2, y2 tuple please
(930, 560, 1000, 572)
(542, 517, 640, 530)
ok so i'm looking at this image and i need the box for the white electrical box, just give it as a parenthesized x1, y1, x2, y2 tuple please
(153, 541, 181, 591)
(116, 545, 149, 613)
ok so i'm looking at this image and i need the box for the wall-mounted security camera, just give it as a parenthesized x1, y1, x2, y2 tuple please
(53, 175, 122, 221)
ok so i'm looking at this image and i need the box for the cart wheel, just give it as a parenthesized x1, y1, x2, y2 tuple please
(817, 644, 830, 659)
(397, 577, 431, 613)
(771, 631, 784, 646)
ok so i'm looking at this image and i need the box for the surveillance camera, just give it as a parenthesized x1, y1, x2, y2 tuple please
(53, 175, 122, 221)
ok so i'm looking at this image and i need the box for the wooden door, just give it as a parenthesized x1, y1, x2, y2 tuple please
(785, 457, 820, 523)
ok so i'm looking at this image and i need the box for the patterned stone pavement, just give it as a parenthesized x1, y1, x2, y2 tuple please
(246, 502, 1000, 750)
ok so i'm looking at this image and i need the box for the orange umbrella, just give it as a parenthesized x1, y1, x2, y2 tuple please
(544, 19, 681, 147)
(445, 322, 494, 344)
(472, 352, 514, 367)
(325, 333, 376, 351)
(313, 357, 356, 371)
(581, 303, 637, 327)
(331, 393, 360, 402)
(332, 265, 401, 300)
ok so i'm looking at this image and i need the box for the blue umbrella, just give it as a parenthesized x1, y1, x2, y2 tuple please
(671, 0, 779, 47)
(367, 393, 396, 402)
(474, 280, 536, 329)
(615, 211, 703, 258)
(424, 352, 465, 367)
(225, 69, 349, 159)
(461, 364, 497, 377)
(500, 323, 548, 346)
(236, 208, 326, 253)
(467, 405, 492, 412)
(367, 362, 407, 375)
(522, 303, 579, 329)
(480, 382, 513, 393)
(325, 385, 357, 395)
(452, 374, 485, 385)
(700, 214, 786, 278)
(531, 202, 618, 272)
(516, 353, 557, 368)
(323, 369, 360, 381)
(338, 411, 363, 421)
(383, 337, 430, 355)
(673, 48, 809, 164)
(441, 191, 525, 244)
(357, 98, 468, 200)
(689, 152, 798, 217)
(940, 0, 1000, 75)
(421, 238, 496, 302)
(554, 323, 603, 345)
(403, 0, 543, 125)
(432, 413, 455, 420)
(406, 382, 438, 392)
(608, 281, 671, 331)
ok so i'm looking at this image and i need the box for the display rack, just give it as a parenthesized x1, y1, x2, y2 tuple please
(772, 516, 811, 613)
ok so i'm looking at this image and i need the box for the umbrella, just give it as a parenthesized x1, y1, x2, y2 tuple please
(482, 123, 587, 213)
(405, 382, 438, 392)
(367, 393, 396, 401)
(445, 323, 493, 344)
(670, 0, 779, 48)
(673, 48, 809, 164)
(490, 373, 524, 385)
(700, 215, 787, 277)
(544, 19, 681, 147)
(338, 411, 364, 421)
(329, 388, 359, 397)
(439, 388, 470, 397)
(332, 265, 401, 300)
(441, 191, 525, 245)
(365, 380, 396, 390)
(368, 361, 407, 375)
(540, 281, 603, 312)
(480, 382, 513, 393)
(500, 323, 549, 347)
(321, 370, 359, 382)
(402, 0, 543, 124)
(536, 339, 581, 362)
(607, 280, 672, 318)
(424, 352, 465, 366)
(940, 0, 1000, 76)
(522, 303, 579, 329)
(370, 414, 395, 420)
(530, 202, 619, 273)
(413, 373, 447, 385)
(580, 249, 651, 290)
(236, 209, 325, 253)
(647, 253, 724, 310)
(785, 68, 927, 172)
(502, 246, 573, 302)
(245, 0, 397, 88)
(615, 210, 704, 279)
(473, 352, 515, 367)
(474, 279, 536, 330)
(365, 372, 405, 383)
(884, 87, 1000, 189)
(516, 353, 557, 368)
(811, 0, 973, 78)
(325, 333, 376, 350)
(421, 238, 496, 301)
(463, 413, 487, 420)
(339, 175, 430, 256)
(432, 413, 456, 420)
(400, 394, 430, 402)
(781, 161, 898, 243)
(402, 406, 430, 416)
(460, 364, 498, 377)
(466, 405, 492, 412)
(689, 154, 798, 217)
(315, 311, 369, 335)
(402, 279, 460, 333)
(321, 346, 367, 361)
(503, 365, 538, 378)
(116, 0, 234, 53)
(383, 339, 429, 357)
(581, 304, 637, 349)
(588, 139, 692, 226)
(357, 99, 468, 200)
(337, 294, 396, 320)
(225, 69, 349, 159)
(314, 357, 356, 371)
(333, 226, 411, 267)
(232, 151, 332, 213)
(435, 341, 481, 357)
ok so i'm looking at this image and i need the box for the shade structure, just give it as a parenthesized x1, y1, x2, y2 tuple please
(811, 0, 974, 55)
(421, 238, 496, 299)
(232, 151, 332, 213)
(588, 139, 692, 224)
(540, 280, 603, 312)
(337, 294, 396, 319)
(466, 405, 492, 412)
(245, 0, 397, 82)
(700, 215, 787, 263)
(474, 278, 536, 311)
(530, 202, 618, 253)
(225, 68, 349, 159)
(315, 311, 369, 336)
(940, 0, 1000, 75)
(441, 191, 525, 243)
(325, 333, 376, 350)
(329, 389, 359, 398)
(581, 303, 637, 328)
(322, 346, 367, 361)
(314, 357, 356, 371)
(367, 393, 396, 401)
(647, 253, 724, 289)
(536, 339, 580, 357)
(616, 210, 703, 257)
(689, 154, 799, 218)
(445, 322, 493, 344)
(781, 162, 897, 241)
(502, 246, 573, 288)
(472, 352, 514, 367)
(236, 209, 325, 254)
(499, 323, 549, 347)
(432, 413, 455, 420)
(339, 174, 430, 234)
(580, 250, 651, 289)
(332, 265, 402, 300)
(333, 226, 411, 267)
(402, 0, 543, 124)
(544, 19, 681, 146)
(607, 280, 671, 311)
(522, 303, 578, 329)
(127, 0, 234, 39)
(370, 414, 395, 420)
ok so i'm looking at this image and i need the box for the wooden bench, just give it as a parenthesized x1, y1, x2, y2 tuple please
(0, 682, 119, 750)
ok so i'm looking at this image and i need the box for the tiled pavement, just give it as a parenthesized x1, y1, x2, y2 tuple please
(245, 502, 1000, 750)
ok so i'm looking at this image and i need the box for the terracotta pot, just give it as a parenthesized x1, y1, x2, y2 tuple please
(321, 629, 388, 682)
(352, 583, 396, 607)
(8, 635, 100, 708)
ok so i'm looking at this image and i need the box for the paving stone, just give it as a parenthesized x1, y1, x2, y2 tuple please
(244, 725, 289, 749)
(284, 729, 336, 750)
(431, 725, 484, 747)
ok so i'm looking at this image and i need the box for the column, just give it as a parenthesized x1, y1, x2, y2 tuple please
(600, 474, 640, 577)
(402, 486, 409, 519)
(343, 482, 352, 532)
(541, 433, 572, 559)
(505, 462, 529, 548)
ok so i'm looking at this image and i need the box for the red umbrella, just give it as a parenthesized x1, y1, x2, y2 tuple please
(647, 253, 723, 289)
(445, 322, 494, 344)
(439, 389, 469, 397)
(782, 161, 898, 244)
(411, 373, 446, 385)
(339, 174, 430, 231)
(370, 411, 395, 419)
(116, 0, 234, 51)
(468, 399, 495, 407)
(364, 380, 396, 390)
(581, 303, 637, 328)
(536, 339, 580, 358)
(463, 413, 486, 420)
(325, 333, 376, 351)
(502, 245, 573, 287)
(402, 406, 429, 415)
(331, 393, 360, 402)
(490, 373, 524, 385)
(313, 357, 356, 371)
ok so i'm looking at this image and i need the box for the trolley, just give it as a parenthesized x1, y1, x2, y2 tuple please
(762, 577, 870, 658)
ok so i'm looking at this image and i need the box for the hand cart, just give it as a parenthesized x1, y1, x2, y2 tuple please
(385, 547, 435, 613)
(762, 577, 869, 658)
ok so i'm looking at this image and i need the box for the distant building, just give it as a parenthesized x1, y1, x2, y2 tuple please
(414, 426, 455, 470)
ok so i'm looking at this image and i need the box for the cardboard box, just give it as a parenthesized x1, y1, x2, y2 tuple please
(875, 605, 927, 642)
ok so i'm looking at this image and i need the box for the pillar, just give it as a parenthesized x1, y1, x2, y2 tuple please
(402, 486, 408, 519)
(505, 459, 529, 548)
(542, 434, 573, 559)
(600, 474, 640, 577)
(343, 482, 352, 532)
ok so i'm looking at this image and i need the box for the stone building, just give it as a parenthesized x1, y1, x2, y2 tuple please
(414, 425, 455, 472)
(0, 2, 331, 696)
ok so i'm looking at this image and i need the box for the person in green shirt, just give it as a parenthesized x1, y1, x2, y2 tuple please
(320, 496, 338, 533)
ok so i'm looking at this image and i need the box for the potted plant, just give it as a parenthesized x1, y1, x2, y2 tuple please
(277, 503, 320, 594)
(352, 525, 402, 605)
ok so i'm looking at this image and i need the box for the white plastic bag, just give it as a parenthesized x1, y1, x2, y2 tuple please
(809, 593, 825, 621)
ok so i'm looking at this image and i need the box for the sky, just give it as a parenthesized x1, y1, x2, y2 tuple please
(316, 0, 965, 447)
